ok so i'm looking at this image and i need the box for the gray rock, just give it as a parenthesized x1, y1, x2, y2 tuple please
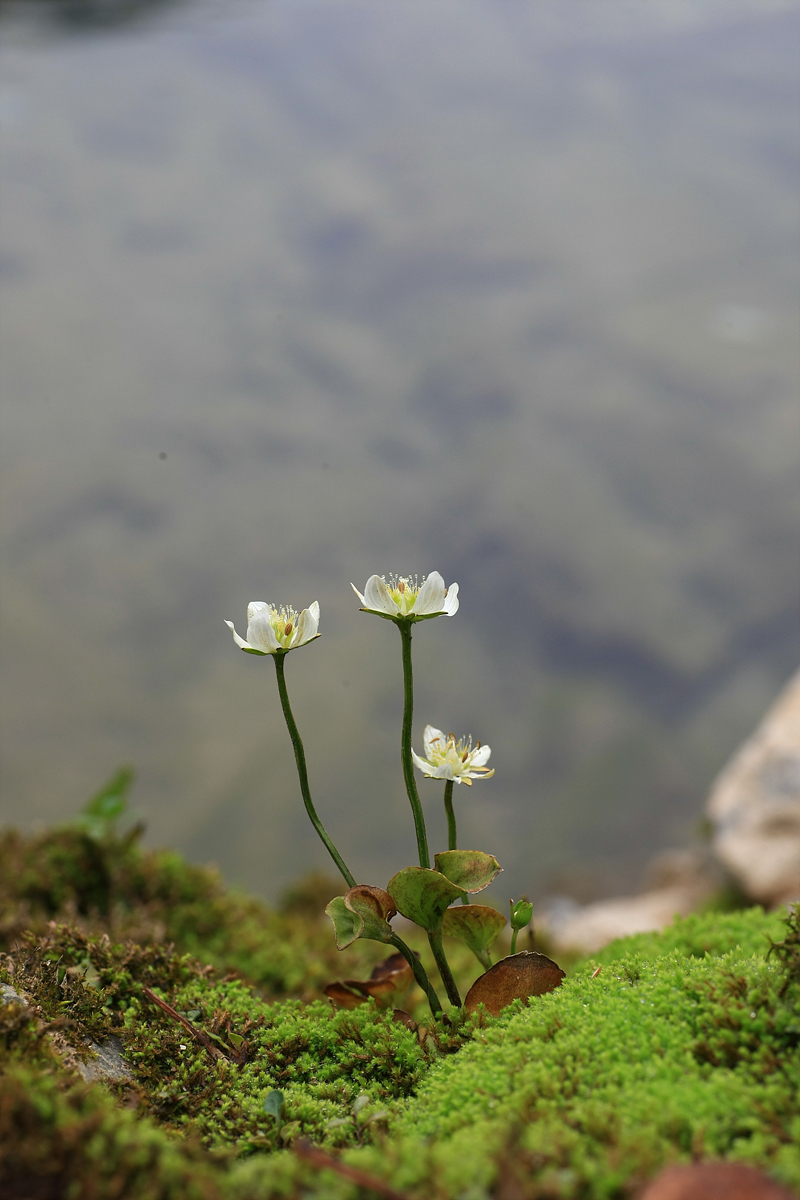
(707, 667, 800, 905)
(1, 977, 131, 1083)
(1, 982, 27, 1006)
(76, 1034, 132, 1084)
(537, 849, 720, 955)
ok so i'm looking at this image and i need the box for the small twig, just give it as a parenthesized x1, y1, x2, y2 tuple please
(295, 1139, 411, 1199)
(141, 986, 229, 1063)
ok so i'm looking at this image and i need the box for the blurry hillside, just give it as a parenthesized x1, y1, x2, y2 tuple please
(1, 0, 798, 902)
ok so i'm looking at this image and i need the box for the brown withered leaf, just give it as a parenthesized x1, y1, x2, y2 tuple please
(369, 951, 413, 981)
(639, 1161, 796, 1200)
(392, 1009, 417, 1031)
(324, 952, 415, 1010)
(323, 980, 370, 1010)
(464, 951, 565, 1016)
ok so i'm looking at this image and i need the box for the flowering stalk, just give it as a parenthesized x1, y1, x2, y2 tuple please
(509, 898, 534, 954)
(442, 781, 469, 905)
(396, 624, 460, 1002)
(388, 934, 443, 1015)
(443, 780, 457, 850)
(398, 622, 431, 870)
(273, 652, 356, 889)
(427, 927, 462, 1007)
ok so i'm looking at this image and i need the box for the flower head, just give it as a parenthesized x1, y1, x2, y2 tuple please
(351, 572, 459, 622)
(412, 725, 494, 786)
(225, 600, 320, 655)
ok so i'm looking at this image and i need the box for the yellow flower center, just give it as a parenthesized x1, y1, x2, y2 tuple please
(270, 605, 300, 648)
(428, 732, 483, 771)
(385, 574, 423, 615)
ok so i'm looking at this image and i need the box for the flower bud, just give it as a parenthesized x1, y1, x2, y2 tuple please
(509, 898, 533, 931)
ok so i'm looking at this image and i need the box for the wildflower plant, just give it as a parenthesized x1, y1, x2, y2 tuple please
(226, 572, 562, 1017)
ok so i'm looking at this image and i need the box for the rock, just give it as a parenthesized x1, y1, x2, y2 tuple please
(708, 667, 800, 905)
(538, 848, 719, 955)
(0, 979, 131, 1083)
(639, 1161, 797, 1199)
(1, 982, 26, 1006)
(74, 1034, 132, 1084)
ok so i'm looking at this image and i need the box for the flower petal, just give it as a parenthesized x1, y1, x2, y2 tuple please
(423, 726, 445, 758)
(225, 619, 251, 651)
(413, 571, 446, 614)
(247, 600, 270, 622)
(412, 749, 434, 776)
(350, 582, 367, 605)
(470, 745, 492, 768)
(295, 601, 320, 646)
(363, 575, 399, 615)
(246, 609, 281, 653)
(440, 582, 459, 616)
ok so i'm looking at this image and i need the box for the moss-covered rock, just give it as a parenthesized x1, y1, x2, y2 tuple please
(2, 820, 799, 1199)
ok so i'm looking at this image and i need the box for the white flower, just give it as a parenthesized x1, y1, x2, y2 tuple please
(225, 600, 320, 655)
(412, 725, 494, 786)
(351, 572, 459, 621)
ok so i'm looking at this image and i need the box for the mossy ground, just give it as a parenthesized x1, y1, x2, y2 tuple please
(1, 815, 798, 1199)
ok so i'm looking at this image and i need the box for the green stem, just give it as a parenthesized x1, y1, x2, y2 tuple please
(398, 622, 430, 869)
(443, 780, 457, 850)
(273, 652, 356, 889)
(510, 928, 519, 955)
(443, 781, 468, 904)
(389, 934, 442, 1016)
(427, 926, 462, 1007)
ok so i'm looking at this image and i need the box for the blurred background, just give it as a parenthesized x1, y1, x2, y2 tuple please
(1, 0, 798, 905)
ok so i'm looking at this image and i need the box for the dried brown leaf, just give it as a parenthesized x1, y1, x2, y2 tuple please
(464, 951, 565, 1017)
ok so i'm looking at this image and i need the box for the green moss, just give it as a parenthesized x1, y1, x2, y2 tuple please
(337, 907, 800, 1199)
(3, 818, 799, 1200)
(2, 924, 437, 1157)
(0, 1064, 226, 1200)
(592, 906, 789, 965)
(0, 824, 387, 998)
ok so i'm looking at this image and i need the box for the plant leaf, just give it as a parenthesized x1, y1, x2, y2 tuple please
(325, 896, 363, 949)
(325, 886, 396, 949)
(324, 952, 416, 1011)
(442, 905, 507, 957)
(464, 951, 565, 1016)
(434, 850, 502, 894)
(263, 1089, 285, 1132)
(323, 980, 368, 1009)
(387, 866, 466, 932)
(75, 766, 134, 840)
(344, 885, 396, 943)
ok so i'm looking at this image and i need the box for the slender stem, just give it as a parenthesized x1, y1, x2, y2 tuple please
(443, 780, 469, 904)
(398, 622, 430, 869)
(443, 780, 457, 850)
(273, 653, 356, 889)
(427, 926, 462, 1007)
(510, 928, 519, 955)
(389, 934, 443, 1016)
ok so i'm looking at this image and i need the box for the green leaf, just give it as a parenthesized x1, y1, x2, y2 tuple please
(325, 896, 363, 950)
(387, 867, 466, 932)
(442, 904, 507, 960)
(263, 1090, 285, 1133)
(343, 885, 396, 944)
(325, 886, 396, 949)
(434, 850, 502, 894)
(75, 767, 134, 840)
